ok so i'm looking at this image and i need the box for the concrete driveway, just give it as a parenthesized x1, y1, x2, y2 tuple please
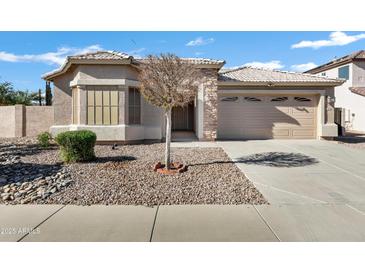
(219, 140, 365, 241)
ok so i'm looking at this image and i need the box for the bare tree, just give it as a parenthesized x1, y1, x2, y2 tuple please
(139, 54, 201, 170)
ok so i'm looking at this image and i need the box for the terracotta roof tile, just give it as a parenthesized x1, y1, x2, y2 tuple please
(218, 66, 344, 84)
(135, 57, 225, 65)
(69, 51, 131, 60)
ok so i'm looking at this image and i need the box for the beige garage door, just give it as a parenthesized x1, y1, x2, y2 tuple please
(218, 94, 317, 139)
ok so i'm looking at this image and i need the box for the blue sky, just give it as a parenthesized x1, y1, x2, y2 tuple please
(1, 31, 365, 91)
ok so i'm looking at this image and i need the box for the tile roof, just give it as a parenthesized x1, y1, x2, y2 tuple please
(218, 66, 344, 84)
(43, 51, 225, 80)
(306, 50, 365, 73)
(349, 87, 365, 97)
(43, 51, 132, 79)
(135, 57, 225, 65)
(69, 51, 131, 60)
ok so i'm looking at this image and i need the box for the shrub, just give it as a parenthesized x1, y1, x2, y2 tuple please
(37, 131, 52, 148)
(55, 130, 97, 163)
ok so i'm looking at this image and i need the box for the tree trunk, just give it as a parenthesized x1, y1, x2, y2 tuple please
(45, 81, 52, 106)
(38, 89, 42, 106)
(165, 109, 172, 170)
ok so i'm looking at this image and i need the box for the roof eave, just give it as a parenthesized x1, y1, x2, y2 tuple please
(42, 58, 133, 81)
(305, 59, 354, 74)
(218, 80, 344, 87)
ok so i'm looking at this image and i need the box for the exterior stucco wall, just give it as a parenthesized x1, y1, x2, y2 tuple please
(73, 64, 139, 82)
(0, 106, 16, 137)
(51, 64, 163, 141)
(315, 62, 365, 132)
(0, 105, 54, 138)
(53, 70, 75, 125)
(25, 106, 54, 136)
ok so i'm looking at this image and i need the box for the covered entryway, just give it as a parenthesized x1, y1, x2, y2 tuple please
(172, 103, 194, 131)
(218, 94, 318, 139)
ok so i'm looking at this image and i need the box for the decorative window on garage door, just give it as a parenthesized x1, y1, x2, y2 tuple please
(271, 96, 288, 102)
(294, 97, 312, 102)
(244, 96, 262, 102)
(220, 96, 238, 102)
(87, 86, 119, 125)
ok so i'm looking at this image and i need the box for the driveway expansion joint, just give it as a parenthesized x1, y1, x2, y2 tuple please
(149, 206, 159, 242)
(17, 205, 66, 242)
(253, 205, 281, 242)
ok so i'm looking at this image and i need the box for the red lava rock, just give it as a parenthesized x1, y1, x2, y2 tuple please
(154, 162, 188, 175)
(153, 162, 163, 172)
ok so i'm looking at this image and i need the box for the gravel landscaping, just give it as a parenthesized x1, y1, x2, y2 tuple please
(0, 137, 267, 206)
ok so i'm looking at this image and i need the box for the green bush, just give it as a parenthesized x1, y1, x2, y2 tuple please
(55, 130, 97, 163)
(37, 132, 52, 148)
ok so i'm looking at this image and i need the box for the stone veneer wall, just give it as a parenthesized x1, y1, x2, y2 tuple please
(201, 68, 219, 140)
(0, 105, 54, 138)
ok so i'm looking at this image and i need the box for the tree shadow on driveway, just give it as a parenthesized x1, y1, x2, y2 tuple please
(189, 152, 319, 168)
(235, 152, 319, 167)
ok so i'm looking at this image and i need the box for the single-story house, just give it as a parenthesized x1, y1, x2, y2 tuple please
(306, 50, 365, 133)
(42, 51, 344, 142)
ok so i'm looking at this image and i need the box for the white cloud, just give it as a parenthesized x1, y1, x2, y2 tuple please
(186, 37, 214, 46)
(243, 60, 284, 70)
(194, 52, 204, 56)
(0, 44, 103, 66)
(290, 62, 318, 72)
(292, 31, 365, 49)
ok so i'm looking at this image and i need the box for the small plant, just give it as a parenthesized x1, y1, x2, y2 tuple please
(55, 130, 97, 163)
(37, 131, 52, 148)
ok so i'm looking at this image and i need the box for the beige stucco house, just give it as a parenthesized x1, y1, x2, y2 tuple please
(306, 50, 365, 133)
(43, 51, 344, 142)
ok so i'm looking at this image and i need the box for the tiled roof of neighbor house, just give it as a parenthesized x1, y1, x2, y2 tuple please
(218, 66, 344, 85)
(306, 50, 365, 74)
(349, 87, 365, 97)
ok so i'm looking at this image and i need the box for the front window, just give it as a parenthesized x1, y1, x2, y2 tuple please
(128, 87, 141, 124)
(87, 87, 119, 125)
(338, 65, 349, 80)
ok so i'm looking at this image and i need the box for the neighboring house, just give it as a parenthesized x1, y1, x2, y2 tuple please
(306, 50, 365, 133)
(42, 51, 343, 142)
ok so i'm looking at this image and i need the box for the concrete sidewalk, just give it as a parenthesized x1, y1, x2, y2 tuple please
(1, 203, 365, 242)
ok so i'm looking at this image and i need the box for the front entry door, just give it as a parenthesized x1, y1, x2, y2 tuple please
(172, 103, 194, 131)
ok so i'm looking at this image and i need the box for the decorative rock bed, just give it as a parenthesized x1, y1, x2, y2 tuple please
(0, 137, 267, 206)
(0, 138, 74, 204)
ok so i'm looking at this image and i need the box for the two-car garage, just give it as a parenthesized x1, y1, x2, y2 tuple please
(217, 93, 318, 139)
(216, 66, 344, 140)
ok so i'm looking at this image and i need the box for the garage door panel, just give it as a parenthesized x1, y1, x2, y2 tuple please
(218, 94, 317, 139)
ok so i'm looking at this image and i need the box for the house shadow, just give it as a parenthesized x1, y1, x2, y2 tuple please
(189, 152, 318, 168)
(0, 142, 58, 158)
(335, 135, 365, 144)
